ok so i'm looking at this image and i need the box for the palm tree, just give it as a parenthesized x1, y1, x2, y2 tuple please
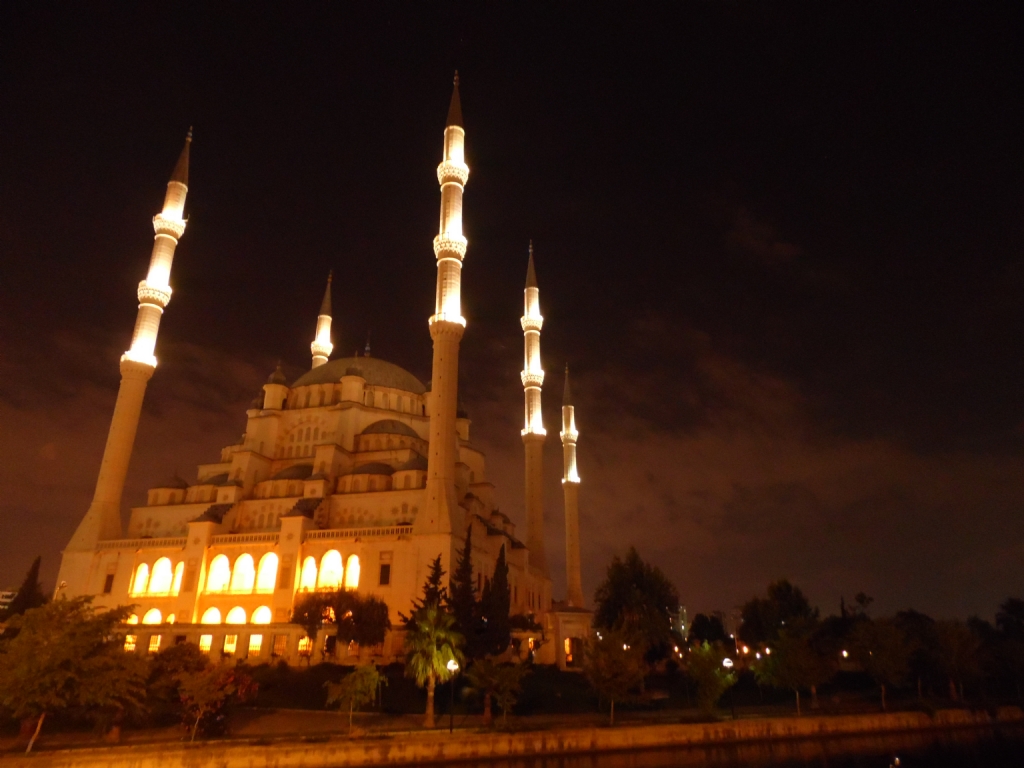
(405, 604, 464, 728)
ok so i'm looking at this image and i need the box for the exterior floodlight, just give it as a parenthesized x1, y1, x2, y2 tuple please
(722, 658, 734, 669)
(447, 659, 460, 673)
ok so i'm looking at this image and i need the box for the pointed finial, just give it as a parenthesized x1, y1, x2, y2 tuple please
(525, 241, 538, 288)
(364, 331, 371, 357)
(170, 129, 191, 186)
(446, 70, 463, 128)
(319, 270, 333, 316)
(562, 364, 573, 406)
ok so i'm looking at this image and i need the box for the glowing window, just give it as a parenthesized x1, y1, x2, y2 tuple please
(142, 608, 162, 625)
(148, 635, 162, 653)
(201, 607, 222, 625)
(127, 614, 139, 625)
(248, 634, 263, 656)
(131, 563, 150, 596)
(318, 550, 343, 589)
(124, 635, 137, 652)
(223, 635, 238, 654)
(230, 554, 255, 593)
(251, 606, 273, 625)
(225, 606, 247, 625)
(273, 634, 288, 656)
(299, 556, 318, 591)
(206, 555, 231, 593)
(171, 562, 184, 595)
(148, 558, 173, 594)
(344, 555, 360, 590)
(256, 553, 278, 593)
(199, 634, 213, 653)
(298, 636, 313, 655)
(166, 614, 176, 624)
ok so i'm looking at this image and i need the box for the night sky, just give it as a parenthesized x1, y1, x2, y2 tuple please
(1, 4, 1021, 619)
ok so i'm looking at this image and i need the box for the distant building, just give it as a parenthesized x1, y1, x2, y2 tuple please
(0, 590, 16, 613)
(55, 76, 590, 667)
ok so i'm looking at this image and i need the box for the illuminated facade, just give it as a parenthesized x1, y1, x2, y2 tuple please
(57, 76, 590, 666)
(521, 243, 548, 577)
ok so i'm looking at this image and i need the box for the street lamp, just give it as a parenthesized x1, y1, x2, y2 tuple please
(722, 658, 737, 720)
(446, 659, 460, 734)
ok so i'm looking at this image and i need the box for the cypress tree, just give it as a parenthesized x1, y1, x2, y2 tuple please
(480, 545, 511, 656)
(449, 525, 477, 645)
(2, 556, 47, 620)
(400, 554, 448, 626)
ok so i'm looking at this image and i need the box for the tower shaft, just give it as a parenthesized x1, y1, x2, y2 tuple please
(62, 134, 190, 562)
(422, 75, 468, 535)
(311, 272, 334, 368)
(521, 244, 547, 574)
(561, 368, 584, 607)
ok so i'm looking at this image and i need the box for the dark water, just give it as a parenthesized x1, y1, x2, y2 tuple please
(429, 726, 1024, 767)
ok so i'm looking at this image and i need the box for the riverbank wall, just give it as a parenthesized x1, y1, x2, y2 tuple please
(3, 707, 1022, 767)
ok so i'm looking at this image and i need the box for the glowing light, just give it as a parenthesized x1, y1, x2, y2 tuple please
(206, 555, 231, 593)
(842, 649, 849, 658)
(148, 558, 173, 594)
(166, 614, 176, 624)
(722, 658, 734, 669)
(142, 608, 162, 625)
(223, 635, 238, 654)
(201, 607, 222, 625)
(127, 614, 139, 625)
(199, 634, 213, 652)
(256, 553, 278, 593)
(172, 562, 184, 595)
(447, 659, 460, 673)
(229, 554, 255, 593)
(765, 647, 772, 655)
(148, 635, 162, 654)
(124, 635, 137, 652)
(344, 554, 360, 589)
(299, 556, 318, 590)
(742, 645, 750, 654)
(249, 634, 263, 655)
(318, 550, 343, 589)
(225, 606, 247, 625)
(131, 563, 150, 596)
(252, 606, 273, 625)
(298, 637, 313, 654)
(756, 652, 761, 659)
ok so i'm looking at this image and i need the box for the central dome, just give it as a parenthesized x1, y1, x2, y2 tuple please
(291, 357, 426, 394)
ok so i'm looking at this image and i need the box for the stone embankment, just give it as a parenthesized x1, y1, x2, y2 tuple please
(2, 708, 1021, 767)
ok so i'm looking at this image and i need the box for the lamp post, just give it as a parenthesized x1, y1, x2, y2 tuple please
(722, 657, 736, 720)
(446, 659, 460, 734)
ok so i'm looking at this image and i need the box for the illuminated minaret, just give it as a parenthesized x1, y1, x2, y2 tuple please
(560, 365, 584, 607)
(62, 132, 191, 564)
(521, 242, 548, 575)
(422, 73, 469, 535)
(310, 272, 334, 368)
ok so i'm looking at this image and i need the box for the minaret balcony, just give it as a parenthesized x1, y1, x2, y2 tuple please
(560, 429, 578, 443)
(433, 234, 468, 259)
(436, 161, 469, 186)
(520, 315, 544, 332)
(137, 280, 172, 309)
(521, 371, 545, 388)
(152, 213, 187, 239)
(311, 340, 333, 359)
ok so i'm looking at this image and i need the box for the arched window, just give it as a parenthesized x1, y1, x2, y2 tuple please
(256, 553, 278, 593)
(201, 607, 222, 625)
(344, 555, 360, 590)
(251, 606, 273, 625)
(225, 606, 247, 625)
(318, 550, 343, 589)
(171, 562, 184, 595)
(148, 558, 173, 594)
(299, 556, 318, 591)
(127, 614, 139, 625)
(131, 563, 150, 596)
(206, 555, 231, 593)
(166, 614, 176, 624)
(230, 554, 255, 592)
(142, 608, 162, 625)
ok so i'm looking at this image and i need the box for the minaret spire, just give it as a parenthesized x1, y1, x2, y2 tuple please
(560, 364, 584, 607)
(521, 241, 548, 576)
(310, 271, 334, 368)
(421, 73, 470, 536)
(59, 131, 192, 585)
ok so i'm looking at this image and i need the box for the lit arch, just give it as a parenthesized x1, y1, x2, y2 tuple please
(344, 555, 360, 590)
(142, 608, 162, 625)
(148, 558, 174, 594)
(251, 606, 273, 625)
(299, 556, 318, 591)
(318, 550, 343, 589)
(166, 614, 176, 624)
(256, 553, 278, 593)
(230, 554, 255, 593)
(171, 562, 184, 595)
(206, 555, 231, 593)
(130, 563, 150, 596)
(127, 613, 139, 625)
(201, 607, 222, 625)
(225, 606, 247, 625)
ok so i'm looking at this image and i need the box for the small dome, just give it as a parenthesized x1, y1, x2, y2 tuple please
(397, 454, 428, 471)
(350, 462, 395, 476)
(198, 472, 229, 486)
(153, 475, 189, 490)
(267, 364, 288, 385)
(271, 463, 314, 480)
(361, 419, 420, 438)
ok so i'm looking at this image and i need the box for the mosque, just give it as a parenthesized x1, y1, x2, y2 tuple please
(55, 76, 592, 667)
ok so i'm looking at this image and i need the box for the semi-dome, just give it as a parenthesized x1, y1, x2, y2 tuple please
(349, 462, 395, 476)
(291, 357, 426, 394)
(271, 463, 314, 480)
(361, 419, 420, 438)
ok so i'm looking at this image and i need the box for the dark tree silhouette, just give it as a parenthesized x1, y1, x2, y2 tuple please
(478, 544, 511, 656)
(593, 547, 679, 659)
(2, 557, 47, 620)
(688, 613, 728, 645)
(400, 553, 448, 626)
(738, 579, 818, 646)
(448, 526, 477, 642)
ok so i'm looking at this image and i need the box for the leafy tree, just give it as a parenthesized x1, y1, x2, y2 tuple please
(178, 665, 257, 741)
(325, 664, 386, 732)
(478, 544, 512, 657)
(405, 604, 464, 728)
(1, 556, 47, 620)
(0, 597, 146, 752)
(738, 579, 818, 646)
(850, 618, 910, 711)
(466, 657, 530, 726)
(333, 592, 392, 650)
(583, 630, 646, 725)
(147, 642, 210, 722)
(688, 613, 728, 646)
(448, 527, 477, 642)
(492, 662, 529, 725)
(685, 641, 737, 715)
(292, 592, 334, 646)
(593, 547, 679, 660)
(934, 620, 982, 701)
(401, 554, 449, 626)
(754, 627, 834, 715)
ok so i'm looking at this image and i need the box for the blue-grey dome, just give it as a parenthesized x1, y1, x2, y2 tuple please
(361, 419, 420, 438)
(292, 357, 426, 394)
